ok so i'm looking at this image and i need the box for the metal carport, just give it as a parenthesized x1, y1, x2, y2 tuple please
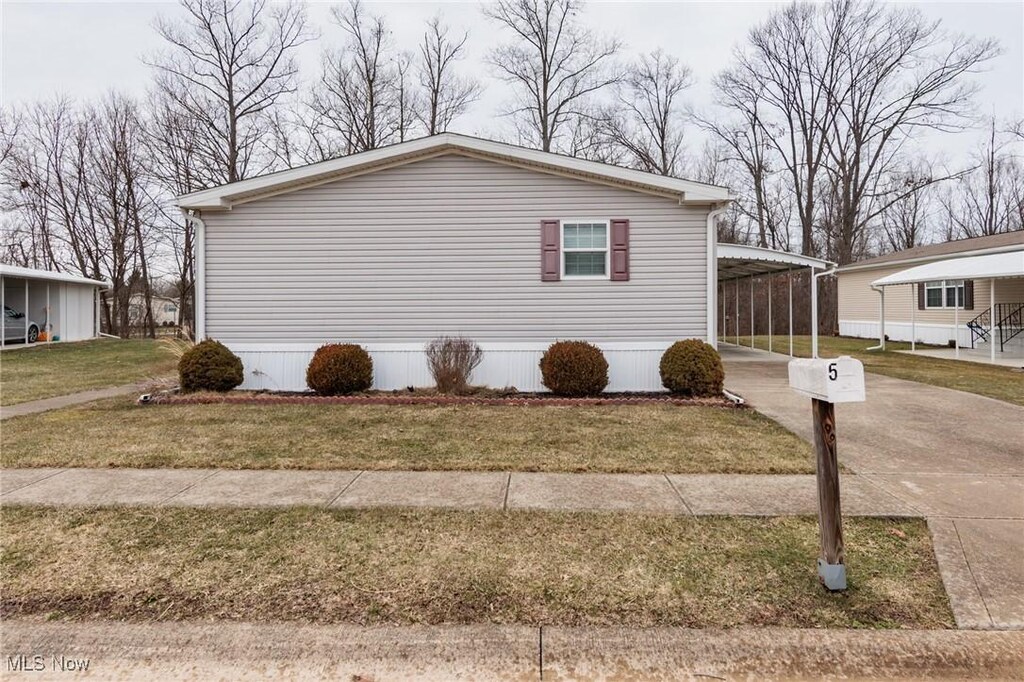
(0, 265, 108, 348)
(716, 244, 836, 358)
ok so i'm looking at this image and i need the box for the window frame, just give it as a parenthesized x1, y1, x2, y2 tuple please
(559, 219, 611, 280)
(924, 279, 966, 310)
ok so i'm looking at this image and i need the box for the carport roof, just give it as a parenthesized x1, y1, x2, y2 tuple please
(871, 249, 1024, 287)
(0, 264, 108, 288)
(718, 244, 834, 281)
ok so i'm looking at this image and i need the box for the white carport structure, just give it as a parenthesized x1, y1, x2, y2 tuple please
(0, 265, 108, 348)
(716, 244, 836, 357)
(871, 250, 1024, 363)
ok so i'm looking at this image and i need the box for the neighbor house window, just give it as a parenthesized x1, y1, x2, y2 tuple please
(924, 280, 965, 309)
(561, 221, 609, 278)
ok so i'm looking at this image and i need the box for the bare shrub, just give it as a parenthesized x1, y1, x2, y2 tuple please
(426, 336, 483, 394)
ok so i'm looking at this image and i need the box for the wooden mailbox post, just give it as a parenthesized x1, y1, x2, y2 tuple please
(788, 356, 866, 591)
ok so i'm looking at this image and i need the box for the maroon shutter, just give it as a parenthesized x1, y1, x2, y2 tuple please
(917, 283, 925, 310)
(541, 220, 560, 281)
(610, 219, 630, 281)
(964, 280, 974, 310)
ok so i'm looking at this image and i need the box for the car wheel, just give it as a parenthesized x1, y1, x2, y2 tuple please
(27, 325, 39, 343)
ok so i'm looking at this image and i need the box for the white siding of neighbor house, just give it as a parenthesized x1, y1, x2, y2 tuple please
(201, 153, 712, 391)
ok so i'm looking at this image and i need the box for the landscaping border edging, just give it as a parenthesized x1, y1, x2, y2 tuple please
(142, 392, 738, 408)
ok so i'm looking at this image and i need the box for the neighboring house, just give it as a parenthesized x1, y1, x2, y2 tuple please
(129, 294, 180, 326)
(0, 265, 108, 346)
(176, 134, 742, 392)
(837, 232, 1024, 347)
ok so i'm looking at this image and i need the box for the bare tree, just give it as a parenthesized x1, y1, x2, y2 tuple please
(940, 117, 1024, 238)
(878, 160, 938, 252)
(484, 0, 621, 152)
(696, 91, 789, 250)
(418, 16, 481, 135)
(820, 0, 999, 263)
(145, 94, 208, 333)
(0, 107, 20, 168)
(715, 0, 998, 263)
(148, 0, 312, 184)
(603, 50, 692, 176)
(716, 2, 839, 256)
(312, 0, 414, 154)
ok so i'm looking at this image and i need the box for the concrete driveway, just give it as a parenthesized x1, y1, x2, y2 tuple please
(722, 344, 1024, 630)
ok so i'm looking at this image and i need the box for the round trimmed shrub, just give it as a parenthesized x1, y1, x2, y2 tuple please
(659, 339, 724, 397)
(306, 343, 373, 395)
(539, 340, 609, 397)
(179, 339, 244, 393)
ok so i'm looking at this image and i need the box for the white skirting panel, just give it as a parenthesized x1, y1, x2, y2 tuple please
(227, 341, 677, 393)
(839, 320, 974, 347)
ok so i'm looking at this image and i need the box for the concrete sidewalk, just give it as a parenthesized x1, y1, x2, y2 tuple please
(1, 467, 928, 516)
(721, 344, 1024, 631)
(0, 383, 143, 420)
(4, 621, 1023, 680)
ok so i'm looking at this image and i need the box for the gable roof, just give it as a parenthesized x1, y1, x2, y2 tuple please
(839, 231, 1024, 273)
(176, 133, 733, 210)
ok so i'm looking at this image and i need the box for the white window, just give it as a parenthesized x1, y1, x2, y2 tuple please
(924, 280, 965, 309)
(561, 220, 609, 279)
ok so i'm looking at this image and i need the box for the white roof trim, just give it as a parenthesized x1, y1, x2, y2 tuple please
(871, 250, 1024, 287)
(718, 244, 834, 281)
(176, 133, 733, 210)
(0, 264, 108, 288)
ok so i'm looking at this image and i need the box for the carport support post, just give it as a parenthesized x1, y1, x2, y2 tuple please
(990, 278, 996, 363)
(24, 278, 28, 341)
(950, 292, 958, 360)
(812, 397, 846, 591)
(768, 274, 773, 354)
(1, 275, 5, 348)
(733, 280, 741, 346)
(910, 284, 915, 351)
(46, 283, 50, 344)
(749, 276, 754, 348)
(788, 270, 793, 357)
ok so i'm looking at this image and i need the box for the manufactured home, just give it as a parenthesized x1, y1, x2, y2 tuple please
(837, 232, 1024, 355)
(177, 134, 829, 392)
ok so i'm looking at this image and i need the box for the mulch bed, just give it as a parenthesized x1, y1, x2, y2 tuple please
(142, 390, 739, 408)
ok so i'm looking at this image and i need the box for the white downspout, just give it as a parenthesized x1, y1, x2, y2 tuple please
(869, 284, 885, 351)
(181, 209, 207, 341)
(812, 267, 838, 358)
(705, 202, 728, 350)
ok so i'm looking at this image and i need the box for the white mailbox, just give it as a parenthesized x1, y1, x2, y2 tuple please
(788, 356, 866, 403)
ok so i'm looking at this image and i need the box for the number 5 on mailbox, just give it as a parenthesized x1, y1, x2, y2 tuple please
(788, 356, 866, 404)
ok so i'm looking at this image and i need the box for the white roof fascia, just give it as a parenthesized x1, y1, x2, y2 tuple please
(718, 244, 835, 272)
(0, 264, 109, 288)
(871, 250, 1024, 287)
(176, 133, 733, 210)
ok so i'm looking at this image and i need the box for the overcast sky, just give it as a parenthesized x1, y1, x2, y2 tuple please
(1, 0, 1022, 168)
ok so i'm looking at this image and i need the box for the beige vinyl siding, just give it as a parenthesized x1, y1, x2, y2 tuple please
(202, 153, 708, 344)
(838, 265, 1024, 326)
